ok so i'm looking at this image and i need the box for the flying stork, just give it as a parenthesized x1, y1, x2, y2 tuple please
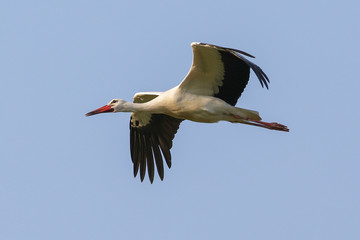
(86, 42, 289, 183)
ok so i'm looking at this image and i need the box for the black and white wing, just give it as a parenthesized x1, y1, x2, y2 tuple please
(179, 42, 269, 106)
(130, 92, 183, 183)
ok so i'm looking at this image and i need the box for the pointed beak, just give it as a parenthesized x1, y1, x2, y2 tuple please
(85, 105, 114, 116)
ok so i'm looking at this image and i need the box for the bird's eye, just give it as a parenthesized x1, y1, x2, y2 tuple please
(111, 100, 118, 104)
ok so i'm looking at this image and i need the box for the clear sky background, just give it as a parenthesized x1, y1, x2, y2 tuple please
(1, 0, 359, 239)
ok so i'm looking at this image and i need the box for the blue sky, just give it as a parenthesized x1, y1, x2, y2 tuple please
(1, 0, 360, 239)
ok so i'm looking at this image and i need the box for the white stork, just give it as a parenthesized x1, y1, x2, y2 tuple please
(86, 42, 289, 183)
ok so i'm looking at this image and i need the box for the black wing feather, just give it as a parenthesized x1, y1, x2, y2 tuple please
(158, 136, 172, 168)
(138, 132, 146, 182)
(151, 135, 164, 181)
(214, 51, 250, 106)
(214, 49, 270, 106)
(130, 114, 182, 183)
(144, 132, 155, 183)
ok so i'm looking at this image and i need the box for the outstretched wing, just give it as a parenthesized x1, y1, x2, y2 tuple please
(179, 42, 269, 106)
(130, 92, 183, 183)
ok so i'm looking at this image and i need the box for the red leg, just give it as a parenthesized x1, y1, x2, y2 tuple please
(253, 120, 289, 132)
(230, 114, 289, 132)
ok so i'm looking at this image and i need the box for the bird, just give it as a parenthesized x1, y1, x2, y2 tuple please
(86, 42, 289, 183)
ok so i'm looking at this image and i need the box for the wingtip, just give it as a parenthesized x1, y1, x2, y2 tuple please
(149, 174, 154, 184)
(159, 174, 164, 181)
(191, 42, 204, 48)
(191, 42, 256, 58)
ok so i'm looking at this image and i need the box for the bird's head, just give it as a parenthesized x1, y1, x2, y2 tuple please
(85, 99, 127, 116)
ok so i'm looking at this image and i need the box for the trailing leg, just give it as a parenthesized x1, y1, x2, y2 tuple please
(230, 114, 289, 132)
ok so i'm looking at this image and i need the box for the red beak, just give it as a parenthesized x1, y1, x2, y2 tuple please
(85, 105, 114, 116)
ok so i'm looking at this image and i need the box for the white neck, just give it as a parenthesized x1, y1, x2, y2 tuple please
(119, 101, 163, 113)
